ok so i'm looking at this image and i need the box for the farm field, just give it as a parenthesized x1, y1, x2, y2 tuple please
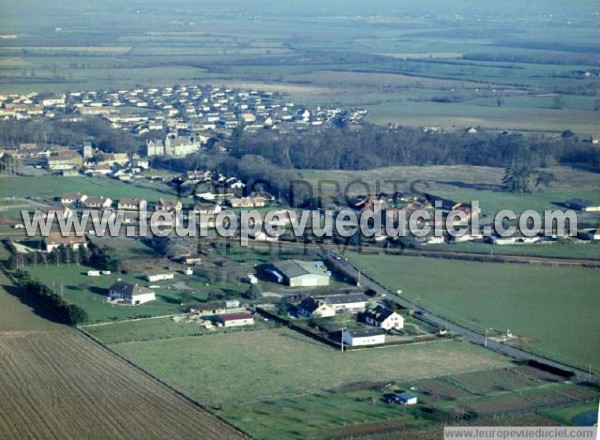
(346, 253, 600, 369)
(1, 1, 599, 134)
(424, 242, 600, 260)
(113, 328, 510, 406)
(0, 175, 173, 202)
(0, 268, 247, 440)
(107, 327, 598, 440)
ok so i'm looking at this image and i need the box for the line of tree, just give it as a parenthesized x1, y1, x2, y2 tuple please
(6, 240, 120, 272)
(0, 117, 138, 153)
(12, 270, 88, 325)
(229, 124, 599, 171)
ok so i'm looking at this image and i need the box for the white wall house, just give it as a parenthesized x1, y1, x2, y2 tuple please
(216, 312, 255, 327)
(108, 281, 156, 305)
(323, 294, 370, 312)
(146, 273, 174, 282)
(342, 329, 386, 347)
(297, 297, 336, 319)
(363, 305, 404, 330)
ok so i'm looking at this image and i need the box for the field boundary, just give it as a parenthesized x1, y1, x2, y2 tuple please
(76, 326, 253, 439)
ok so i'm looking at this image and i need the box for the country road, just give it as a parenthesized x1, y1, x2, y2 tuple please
(319, 248, 597, 383)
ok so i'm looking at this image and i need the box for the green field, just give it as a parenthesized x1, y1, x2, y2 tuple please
(109, 326, 598, 439)
(0, 176, 173, 203)
(425, 242, 600, 260)
(2, 0, 599, 134)
(346, 253, 600, 369)
(114, 328, 509, 406)
(24, 263, 190, 323)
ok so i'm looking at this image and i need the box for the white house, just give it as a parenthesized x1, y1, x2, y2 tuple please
(44, 231, 87, 253)
(297, 297, 336, 319)
(108, 281, 156, 305)
(216, 312, 255, 327)
(323, 294, 370, 312)
(363, 305, 404, 330)
(82, 196, 112, 209)
(117, 198, 148, 211)
(342, 328, 386, 347)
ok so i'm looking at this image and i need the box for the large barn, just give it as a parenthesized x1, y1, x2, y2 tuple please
(269, 260, 331, 287)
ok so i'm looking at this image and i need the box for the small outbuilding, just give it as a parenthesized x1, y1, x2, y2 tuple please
(342, 328, 386, 347)
(395, 392, 418, 406)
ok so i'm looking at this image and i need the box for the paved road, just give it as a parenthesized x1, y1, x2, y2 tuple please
(320, 249, 597, 383)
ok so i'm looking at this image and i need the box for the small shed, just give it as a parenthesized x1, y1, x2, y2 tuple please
(395, 392, 418, 406)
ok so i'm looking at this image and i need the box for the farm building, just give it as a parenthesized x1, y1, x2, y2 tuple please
(216, 312, 255, 327)
(342, 328, 386, 347)
(395, 392, 418, 406)
(146, 273, 174, 282)
(44, 232, 87, 253)
(362, 305, 404, 330)
(181, 255, 202, 265)
(564, 198, 600, 212)
(323, 293, 370, 312)
(270, 260, 331, 287)
(108, 281, 156, 305)
(297, 297, 336, 319)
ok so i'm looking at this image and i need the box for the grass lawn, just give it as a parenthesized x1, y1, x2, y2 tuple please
(346, 253, 600, 370)
(85, 318, 200, 343)
(24, 264, 190, 323)
(114, 328, 509, 407)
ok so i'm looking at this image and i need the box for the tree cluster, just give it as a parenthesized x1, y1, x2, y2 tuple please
(12, 270, 88, 325)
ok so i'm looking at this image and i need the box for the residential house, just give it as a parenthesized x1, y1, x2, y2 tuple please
(564, 198, 600, 212)
(425, 193, 461, 211)
(108, 281, 156, 305)
(193, 202, 222, 216)
(117, 198, 148, 211)
(323, 293, 370, 312)
(297, 297, 336, 319)
(155, 198, 182, 212)
(46, 151, 83, 171)
(270, 260, 331, 287)
(61, 192, 85, 205)
(342, 328, 386, 347)
(224, 197, 267, 208)
(362, 305, 404, 330)
(44, 231, 87, 253)
(82, 196, 112, 209)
